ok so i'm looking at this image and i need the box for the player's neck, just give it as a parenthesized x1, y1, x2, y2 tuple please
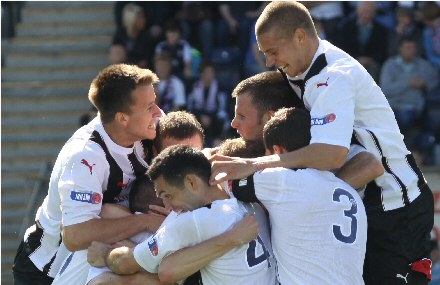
(205, 184, 230, 204)
(103, 122, 135, 148)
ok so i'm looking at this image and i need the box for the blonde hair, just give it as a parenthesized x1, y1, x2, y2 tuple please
(256, 1, 317, 39)
(122, 3, 143, 35)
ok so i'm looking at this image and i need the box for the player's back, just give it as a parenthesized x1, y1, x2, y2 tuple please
(134, 198, 277, 285)
(253, 167, 367, 285)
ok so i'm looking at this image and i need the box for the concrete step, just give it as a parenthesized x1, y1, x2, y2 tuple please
(16, 21, 115, 37)
(5, 51, 108, 67)
(2, 161, 52, 175)
(2, 65, 100, 82)
(1, 100, 90, 115)
(22, 6, 114, 24)
(2, 166, 43, 180)
(2, 114, 80, 127)
(2, 78, 91, 93)
(2, 146, 62, 159)
(2, 131, 73, 144)
(2, 122, 78, 135)
(10, 35, 111, 52)
(25, 1, 114, 9)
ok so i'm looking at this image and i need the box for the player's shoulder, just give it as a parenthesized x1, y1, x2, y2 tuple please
(61, 130, 107, 167)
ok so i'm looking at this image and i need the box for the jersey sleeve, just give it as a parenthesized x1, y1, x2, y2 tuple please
(59, 143, 109, 227)
(133, 211, 201, 273)
(308, 70, 355, 150)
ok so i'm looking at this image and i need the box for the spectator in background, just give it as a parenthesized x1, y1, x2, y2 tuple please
(155, 20, 192, 80)
(176, 2, 216, 60)
(380, 36, 439, 143)
(244, 21, 270, 77)
(338, 1, 389, 81)
(388, 6, 424, 58)
(216, 2, 268, 57)
(303, 1, 344, 44)
(154, 52, 186, 114)
(431, 232, 440, 285)
(78, 106, 98, 127)
(187, 61, 229, 147)
(109, 3, 153, 68)
(420, 2, 440, 70)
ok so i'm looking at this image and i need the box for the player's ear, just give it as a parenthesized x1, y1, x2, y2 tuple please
(262, 111, 275, 125)
(115, 111, 129, 126)
(184, 174, 199, 192)
(273, 145, 287, 155)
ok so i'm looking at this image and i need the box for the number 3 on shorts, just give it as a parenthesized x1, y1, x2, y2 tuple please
(332, 188, 358, 244)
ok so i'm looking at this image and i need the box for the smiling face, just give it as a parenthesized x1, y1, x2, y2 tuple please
(257, 28, 308, 77)
(154, 175, 205, 213)
(231, 92, 265, 142)
(123, 84, 162, 142)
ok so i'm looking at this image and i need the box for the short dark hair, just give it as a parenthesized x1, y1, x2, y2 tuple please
(256, 1, 317, 39)
(398, 35, 417, 47)
(147, 145, 211, 188)
(154, 51, 172, 64)
(217, 137, 265, 158)
(88, 64, 159, 124)
(153, 111, 205, 152)
(129, 175, 164, 214)
(199, 60, 215, 74)
(232, 71, 297, 118)
(263, 107, 311, 152)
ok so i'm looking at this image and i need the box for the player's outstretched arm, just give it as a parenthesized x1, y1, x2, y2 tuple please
(210, 143, 348, 184)
(63, 213, 165, 251)
(158, 214, 258, 283)
(336, 151, 384, 189)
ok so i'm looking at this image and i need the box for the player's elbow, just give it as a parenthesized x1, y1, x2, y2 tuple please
(158, 263, 178, 283)
(330, 146, 349, 169)
(62, 226, 87, 251)
(362, 152, 385, 180)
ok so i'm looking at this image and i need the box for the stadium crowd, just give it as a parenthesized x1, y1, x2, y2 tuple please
(12, 1, 440, 285)
(101, 1, 440, 166)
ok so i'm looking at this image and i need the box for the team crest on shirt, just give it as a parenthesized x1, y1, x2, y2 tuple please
(311, 113, 336, 126)
(148, 237, 159, 256)
(70, 191, 102, 204)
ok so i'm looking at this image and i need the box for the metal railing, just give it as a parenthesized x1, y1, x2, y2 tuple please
(18, 160, 52, 240)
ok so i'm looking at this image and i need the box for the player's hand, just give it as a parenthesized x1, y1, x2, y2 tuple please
(228, 214, 259, 246)
(88, 241, 112, 267)
(209, 155, 257, 185)
(144, 212, 166, 233)
(149, 205, 171, 217)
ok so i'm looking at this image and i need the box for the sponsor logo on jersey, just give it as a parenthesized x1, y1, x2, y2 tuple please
(239, 179, 248, 187)
(148, 237, 158, 256)
(70, 191, 102, 204)
(317, 77, 329, 88)
(311, 113, 336, 126)
(81, 159, 96, 175)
